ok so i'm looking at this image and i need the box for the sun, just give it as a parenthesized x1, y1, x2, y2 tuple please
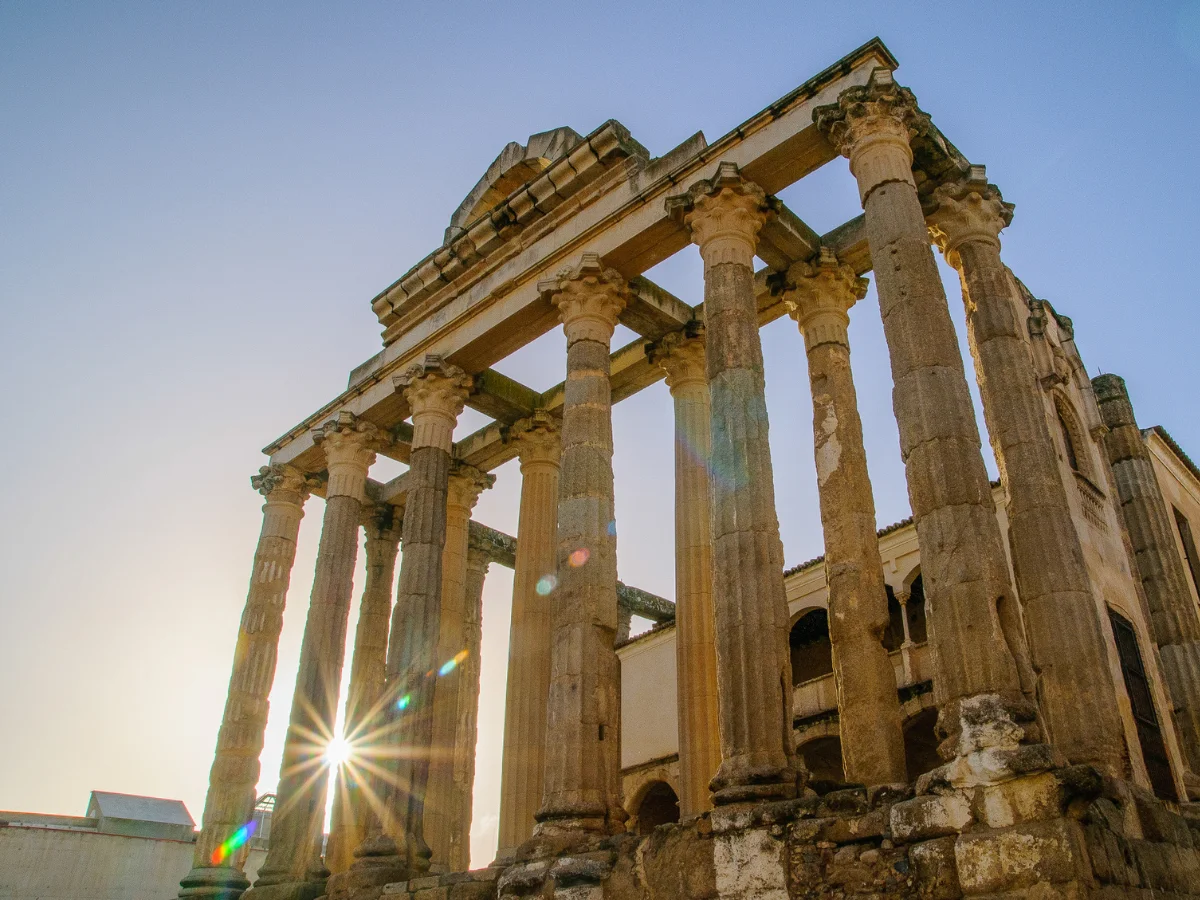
(325, 736, 353, 768)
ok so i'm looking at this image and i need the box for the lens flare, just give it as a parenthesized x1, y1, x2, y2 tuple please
(535, 574, 557, 595)
(438, 649, 469, 676)
(396, 694, 411, 711)
(606, 520, 617, 537)
(211, 820, 256, 865)
(325, 736, 352, 767)
(568, 548, 590, 568)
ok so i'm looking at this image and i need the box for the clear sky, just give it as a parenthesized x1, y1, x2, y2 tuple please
(2, 0, 1198, 870)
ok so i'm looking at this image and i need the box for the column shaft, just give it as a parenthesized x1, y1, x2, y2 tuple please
(534, 255, 627, 837)
(179, 467, 308, 899)
(651, 330, 721, 817)
(326, 506, 401, 874)
(784, 252, 906, 785)
(930, 172, 1125, 773)
(1096, 373, 1200, 794)
(667, 165, 796, 803)
(815, 74, 1035, 752)
(497, 416, 560, 856)
(251, 415, 381, 896)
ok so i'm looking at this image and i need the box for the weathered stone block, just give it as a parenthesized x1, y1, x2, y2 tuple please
(411, 887, 448, 900)
(954, 819, 1087, 894)
(890, 793, 973, 842)
(975, 772, 1061, 828)
(909, 836, 962, 899)
(713, 827, 788, 900)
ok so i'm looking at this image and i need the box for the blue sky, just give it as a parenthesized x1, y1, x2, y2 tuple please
(2, 0, 1197, 868)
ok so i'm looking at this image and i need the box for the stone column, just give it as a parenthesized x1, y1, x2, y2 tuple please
(326, 504, 402, 875)
(928, 168, 1126, 774)
(896, 591, 914, 649)
(249, 413, 383, 900)
(649, 326, 722, 817)
(782, 249, 907, 786)
(815, 70, 1038, 759)
(497, 413, 561, 858)
(666, 164, 797, 804)
(328, 357, 470, 897)
(533, 254, 628, 839)
(425, 463, 493, 872)
(1095, 373, 1200, 796)
(179, 465, 310, 900)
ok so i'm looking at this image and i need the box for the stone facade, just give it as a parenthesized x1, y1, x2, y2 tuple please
(183, 37, 1200, 900)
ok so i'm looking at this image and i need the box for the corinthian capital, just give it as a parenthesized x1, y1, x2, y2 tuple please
(648, 323, 707, 393)
(448, 462, 496, 512)
(363, 502, 403, 543)
(312, 411, 387, 498)
(538, 253, 630, 345)
(394, 355, 472, 453)
(508, 410, 562, 468)
(813, 69, 928, 204)
(782, 248, 868, 351)
(926, 165, 1014, 266)
(251, 463, 313, 502)
(666, 162, 769, 269)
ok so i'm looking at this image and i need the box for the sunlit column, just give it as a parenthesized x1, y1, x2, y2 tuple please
(326, 503, 402, 875)
(666, 163, 797, 804)
(179, 465, 310, 900)
(497, 413, 561, 858)
(782, 249, 906, 785)
(249, 413, 383, 897)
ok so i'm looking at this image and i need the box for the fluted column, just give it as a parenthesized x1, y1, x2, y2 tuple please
(928, 169, 1125, 774)
(425, 464, 493, 872)
(179, 466, 310, 900)
(666, 164, 797, 804)
(649, 327, 721, 817)
(533, 254, 628, 839)
(815, 70, 1037, 757)
(1095, 373, 1200, 796)
(782, 249, 906, 785)
(328, 357, 470, 898)
(249, 413, 383, 899)
(326, 504, 402, 875)
(497, 413, 561, 857)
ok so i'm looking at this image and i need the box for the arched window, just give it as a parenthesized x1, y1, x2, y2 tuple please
(1053, 394, 1092, 479)
(906, 575, 928, 645)
(790, 609, 833, 685)
(798, 735, 845, 784)
(903, 707, 940, 782)
(633, 781, 680, 834)
(1058, 412, 1080, 472)
(882, 585, 905, 652)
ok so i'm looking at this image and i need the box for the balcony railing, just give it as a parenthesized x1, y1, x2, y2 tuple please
(793, 642, 930, 719)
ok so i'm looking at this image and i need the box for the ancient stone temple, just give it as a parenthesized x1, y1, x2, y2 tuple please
(180, 39, 1200, 900)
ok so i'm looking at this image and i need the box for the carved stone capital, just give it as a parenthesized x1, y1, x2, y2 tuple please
(666, 162, 768, 269)
(312, 412, 386, 499)
(251, 463, 313, 502)
(648, 324, 707, 393)
(538, 253, 630, 345)
(782, 248, 867, 351)
(363, 502, 403, 543)
(508, 410, 562, 469)
(813, 69, 927, 204)
(394, 355, 472, 454)
(927, 165, 1014, 266)
(448, 462, 495, 512)
(466, 530, 494, 572)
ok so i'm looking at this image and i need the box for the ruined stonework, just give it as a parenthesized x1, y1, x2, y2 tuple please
(184, 36, 1200, 900)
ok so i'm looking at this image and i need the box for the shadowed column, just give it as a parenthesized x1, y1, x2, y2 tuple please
(248, 413, 383, 900)
(327, 356, 470, 899)
(425, 463, 493, 871)
(179, 465, 311, 900)
(649, 326, 721, 817)
(497, 413, 561, 858)
(782, 249, 906, 786)
(929, 168, 1126, 775)
(532, 254, 628, 840)
(666, 163, 797, 804)
(1096, 373, 1200, 797)
(326, 504, 402, 875)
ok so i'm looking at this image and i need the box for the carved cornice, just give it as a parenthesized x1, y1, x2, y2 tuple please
(538, 252, 630, 345)
(927, 165, 1014, 265)
(665, 162, 769, 269)
(647, 323, 706, 392)
(394, 354, 472, 454)
(507, 409, 562, 468)
(813, 69, 929, 204)
(782, 247, 867, 350)
(251, 464, 313, 502)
